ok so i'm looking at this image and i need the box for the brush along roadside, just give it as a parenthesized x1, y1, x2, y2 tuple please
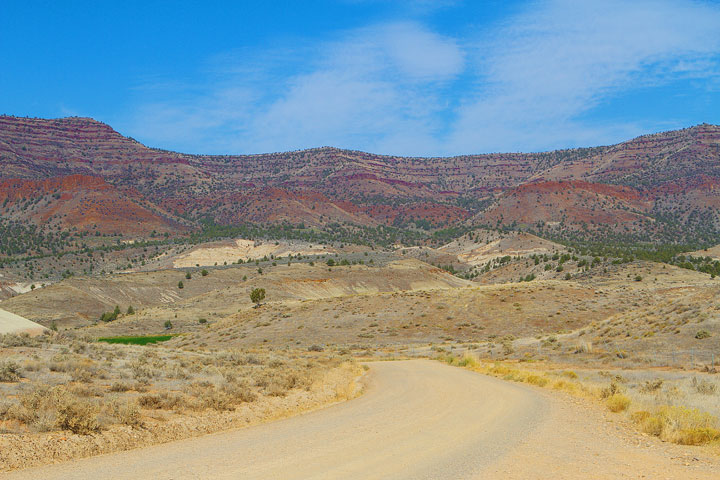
(438, 352, 720, 448)
(0, 333, 364, 472)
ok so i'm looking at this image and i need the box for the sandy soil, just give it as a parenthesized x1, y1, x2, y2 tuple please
(6, 360, 719, 479)
(688, 244, 720, 259)
(0, 308, 47, 335)
(172, 239, 337, 268)
(439, 232, 564, 266)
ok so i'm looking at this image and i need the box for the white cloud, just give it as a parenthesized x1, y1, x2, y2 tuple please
(124, 22, 463, 154)
(449, 0, 720, 152)
(122, 1, 720, 156)
(240, 22, 462, 153)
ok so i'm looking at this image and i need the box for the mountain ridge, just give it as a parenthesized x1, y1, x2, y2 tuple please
(1, 115, 719, 244)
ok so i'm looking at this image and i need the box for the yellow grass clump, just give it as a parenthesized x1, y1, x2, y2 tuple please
(632, 406, 720, 445)
(438, 352, 720, 447)
(605, 393, 631, 413)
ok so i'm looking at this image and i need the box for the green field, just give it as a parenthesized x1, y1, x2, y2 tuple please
(97, 334, 175, 345)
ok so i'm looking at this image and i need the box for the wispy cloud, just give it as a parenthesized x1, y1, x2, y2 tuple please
(243, 22, 464, 154)
(125, 22, 464, 154)
(122, 0, 720, 156)
(341, 0, 460, 14)
(450, 0, 720, 152)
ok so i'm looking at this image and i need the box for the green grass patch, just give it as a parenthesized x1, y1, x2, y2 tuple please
(97, 335, 175, 345)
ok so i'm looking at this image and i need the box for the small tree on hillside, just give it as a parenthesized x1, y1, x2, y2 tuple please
(100, 305, 121, 322)
(250, 287, 266, 307)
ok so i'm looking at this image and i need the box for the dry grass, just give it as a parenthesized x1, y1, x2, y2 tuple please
(439, 353, 720, 447)
(66, 259, 692, 351)
(0, 332, 362, 471)
(633, 407, 720, 445)
(605, 393, 631, 412)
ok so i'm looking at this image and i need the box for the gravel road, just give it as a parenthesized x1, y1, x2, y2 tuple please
(6, 359, 719, 479)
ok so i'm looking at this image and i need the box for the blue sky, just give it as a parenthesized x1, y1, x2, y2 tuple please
(2, 0, 720, 156)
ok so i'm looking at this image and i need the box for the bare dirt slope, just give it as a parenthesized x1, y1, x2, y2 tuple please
(0, 308, 47, 335)
(6, 360, 719, 480)
(689, 244, 720, 259)
(73, 259, 715, 351)
(438, 231, 565, 266)
(171, 238, 340, 268)
(2, 259, 465, 329)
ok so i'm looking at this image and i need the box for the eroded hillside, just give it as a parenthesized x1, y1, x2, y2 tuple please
(2, 116, 719, 243)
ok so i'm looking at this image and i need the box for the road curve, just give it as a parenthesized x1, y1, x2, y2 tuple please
(6, 360, 549, 480)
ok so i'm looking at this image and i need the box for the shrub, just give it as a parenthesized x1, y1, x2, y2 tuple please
(632, 411, 663, 436)
(636, 406, 720, 445)
(695, 330, 711, 339)
(551, 379, 578, 393)
(222, 382, 257, 403)
(201, 269, 209, 276)
(675, 428, 720, 445)
(526, 375, 549, 387)
(606, 393, 631, 412)
(0, 400, 12, 420)
(456, 354, 479, 368)
(55, 398, 100, 434)
(130, 362, 155, 380)
(187, 383, 235, 411)
(692, 377, 718, 395)
(13, 386, 101, 434)
(265, 382, 288, 397)
(639, 379, 664, 393)
(573, 342, 592, 353)
(139, 392, 184, 410)
(0, 333, 39, 347)
(0, 360, 22, 382)
(100, 305, 121, 322)
(185, 272, 191, 279)
(109, 381, 132, 392)
(250, 288, 266, 306)
(70, 366, 95, 383)
(203, 389, 235, 410)
(177, 281, 184, 289)
(600, 381, 623, 399)
(113, 401, 142, 428)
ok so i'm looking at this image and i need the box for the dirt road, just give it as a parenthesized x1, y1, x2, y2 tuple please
(6, 360, 719, 479)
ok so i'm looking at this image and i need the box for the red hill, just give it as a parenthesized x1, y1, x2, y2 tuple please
(0, 174, 183, 235)
(1, 115, 719, 242)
